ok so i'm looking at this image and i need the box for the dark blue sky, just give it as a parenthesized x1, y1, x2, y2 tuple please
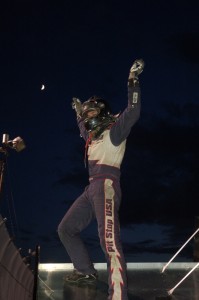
(0, 0, 199, 262)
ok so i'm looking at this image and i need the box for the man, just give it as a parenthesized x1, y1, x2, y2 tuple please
(58, 59, 144, 300)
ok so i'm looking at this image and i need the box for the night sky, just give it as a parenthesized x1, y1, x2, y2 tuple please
(0, 0, 199, 263)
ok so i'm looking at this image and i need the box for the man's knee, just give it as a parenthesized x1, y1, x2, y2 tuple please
(58, 220, 71, 237)
(58, 218, 79, 239)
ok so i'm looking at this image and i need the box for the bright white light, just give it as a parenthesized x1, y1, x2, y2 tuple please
(39, 263, 74, 271)
(41, 84, 45, 90)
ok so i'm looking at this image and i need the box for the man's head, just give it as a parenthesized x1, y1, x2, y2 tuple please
(81, 96, 115, 136)
(81, 96, 109, 118)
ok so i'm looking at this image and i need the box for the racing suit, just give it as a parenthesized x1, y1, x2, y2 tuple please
(58, 81, 141, 300)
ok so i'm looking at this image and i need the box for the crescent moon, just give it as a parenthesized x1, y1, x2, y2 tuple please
(41, 84, 45, 90)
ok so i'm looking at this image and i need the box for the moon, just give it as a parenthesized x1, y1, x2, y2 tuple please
(41, 84, 45, 90)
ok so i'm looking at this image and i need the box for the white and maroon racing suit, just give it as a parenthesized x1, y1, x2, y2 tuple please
(58, 80, 141, 300)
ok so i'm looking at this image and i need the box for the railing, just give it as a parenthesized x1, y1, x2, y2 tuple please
(0, 215, 36, 300)
(0, 134, 40, 299)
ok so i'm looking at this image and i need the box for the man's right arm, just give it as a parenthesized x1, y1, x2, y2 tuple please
(77, 117, 88, 141)
(71, 97, 88, 141)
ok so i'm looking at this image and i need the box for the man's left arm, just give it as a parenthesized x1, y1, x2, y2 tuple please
(110, 59, 144, 146)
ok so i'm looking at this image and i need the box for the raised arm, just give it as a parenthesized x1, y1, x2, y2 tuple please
(110, 59, 144, 146)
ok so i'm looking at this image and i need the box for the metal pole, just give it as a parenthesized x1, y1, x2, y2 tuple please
(0, 151, 7, 204)
(168, 262, 199, 295)
(0, 159, 4, 194)
(33, 245, 40, 300)
(161, 227, 199, 273)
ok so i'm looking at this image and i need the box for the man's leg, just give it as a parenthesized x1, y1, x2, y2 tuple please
(91, 178, 128, 300)
(58, 188, 96, 275)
